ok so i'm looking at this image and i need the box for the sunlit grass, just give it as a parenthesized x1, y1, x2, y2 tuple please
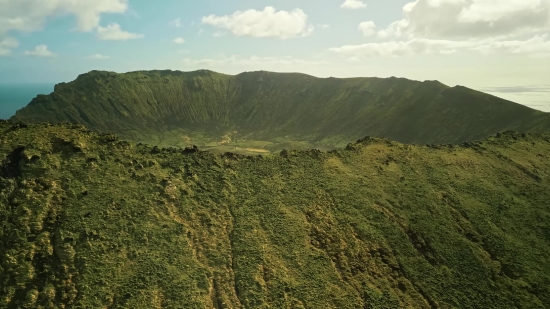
(1, 120, 549, 308)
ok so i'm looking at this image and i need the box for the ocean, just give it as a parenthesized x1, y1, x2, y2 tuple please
(484, 91, 550, 113)
(0, 83, 55, 120)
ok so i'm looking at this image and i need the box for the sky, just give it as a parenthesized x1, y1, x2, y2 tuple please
(0, 0, 549, 111)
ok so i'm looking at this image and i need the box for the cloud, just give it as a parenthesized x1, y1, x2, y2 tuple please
(0, 36, 18, 55)
(329, 39, 460, 58)
(362, 0, 550, 59)
(24, 45, 55, 57)
(170, 18, 183, 27)
(458, 0, 545, 23)
(329, 34, 550, 58)
(173, 37, 186, 44)
(213, 31, 226, 37)
(0, 36, 18, 48)
(0, 0, 128, 33)
(96, 23, 143, 40)
(182, 55, 325, 67)
(87, 53, 110, 59)
(377, 19, 409, 38)
(378, 0, 550, 39)
(198, 29, 204, 36)
(319, 24, 330, 28)
(341, 0, 367, 9)
(358, 21, 376, 36)
(201, 6, 314, 39)
(470, 34, 550, 57)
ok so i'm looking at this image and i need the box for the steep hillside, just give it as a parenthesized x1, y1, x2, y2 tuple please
(1, 120, 549, 308)
(10, 70, 550, 154)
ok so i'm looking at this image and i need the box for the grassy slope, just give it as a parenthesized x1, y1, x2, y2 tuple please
(1, 120, 549, 308)
(9, 70, 550, 150)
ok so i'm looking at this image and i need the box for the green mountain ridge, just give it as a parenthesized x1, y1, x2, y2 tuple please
(1, 120, 549, 308)
(10, 70, 550, 155)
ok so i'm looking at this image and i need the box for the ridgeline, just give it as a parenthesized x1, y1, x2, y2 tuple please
(1, 120, 549, 308)
(9, 70, 550, 155)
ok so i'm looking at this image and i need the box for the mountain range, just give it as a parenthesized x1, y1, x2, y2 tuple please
(10, 70, 550, 155)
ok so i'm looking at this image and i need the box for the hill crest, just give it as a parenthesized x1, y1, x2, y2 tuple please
(1, 119, 549, 308)
(10, 69, 550, 155)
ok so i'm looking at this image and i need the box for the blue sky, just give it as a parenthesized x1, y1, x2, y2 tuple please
(0, 0, 549, 111)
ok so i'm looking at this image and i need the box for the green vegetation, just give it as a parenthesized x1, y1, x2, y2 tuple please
(9, 70, 550, 154)
(1, 120, 549, 308)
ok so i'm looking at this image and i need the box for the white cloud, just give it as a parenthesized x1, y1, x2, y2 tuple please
(173, 37, 185, 44)
(319, 24, 330, 28)
(470, 34, 550, 57)
(0, 36, 18, 48)
(96, 23, 143, 40)
(377, 19, 409, 38)
(182, 55, 325, 67)
(0, 0, 128, 33)
(329, 40, 455, 58)
(378, 0, 550, 39)
(24, 45, 55, 57)
(201, 6, 314, 39)
(341, 0, 367, 9)
(458, 0, 544, 23)
(170, 18, 183, 27)
(426, 0, 466, 7)
(87, 53, 110, 59)
(329, 34, 550, 58)
(0, 36, 18, 55)
(358, 21, 376, 36)
(213, 31, 226, 37)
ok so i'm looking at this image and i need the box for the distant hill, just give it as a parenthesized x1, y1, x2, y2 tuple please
(1, 120, 549, 308)
(9, 70, 550, 154)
